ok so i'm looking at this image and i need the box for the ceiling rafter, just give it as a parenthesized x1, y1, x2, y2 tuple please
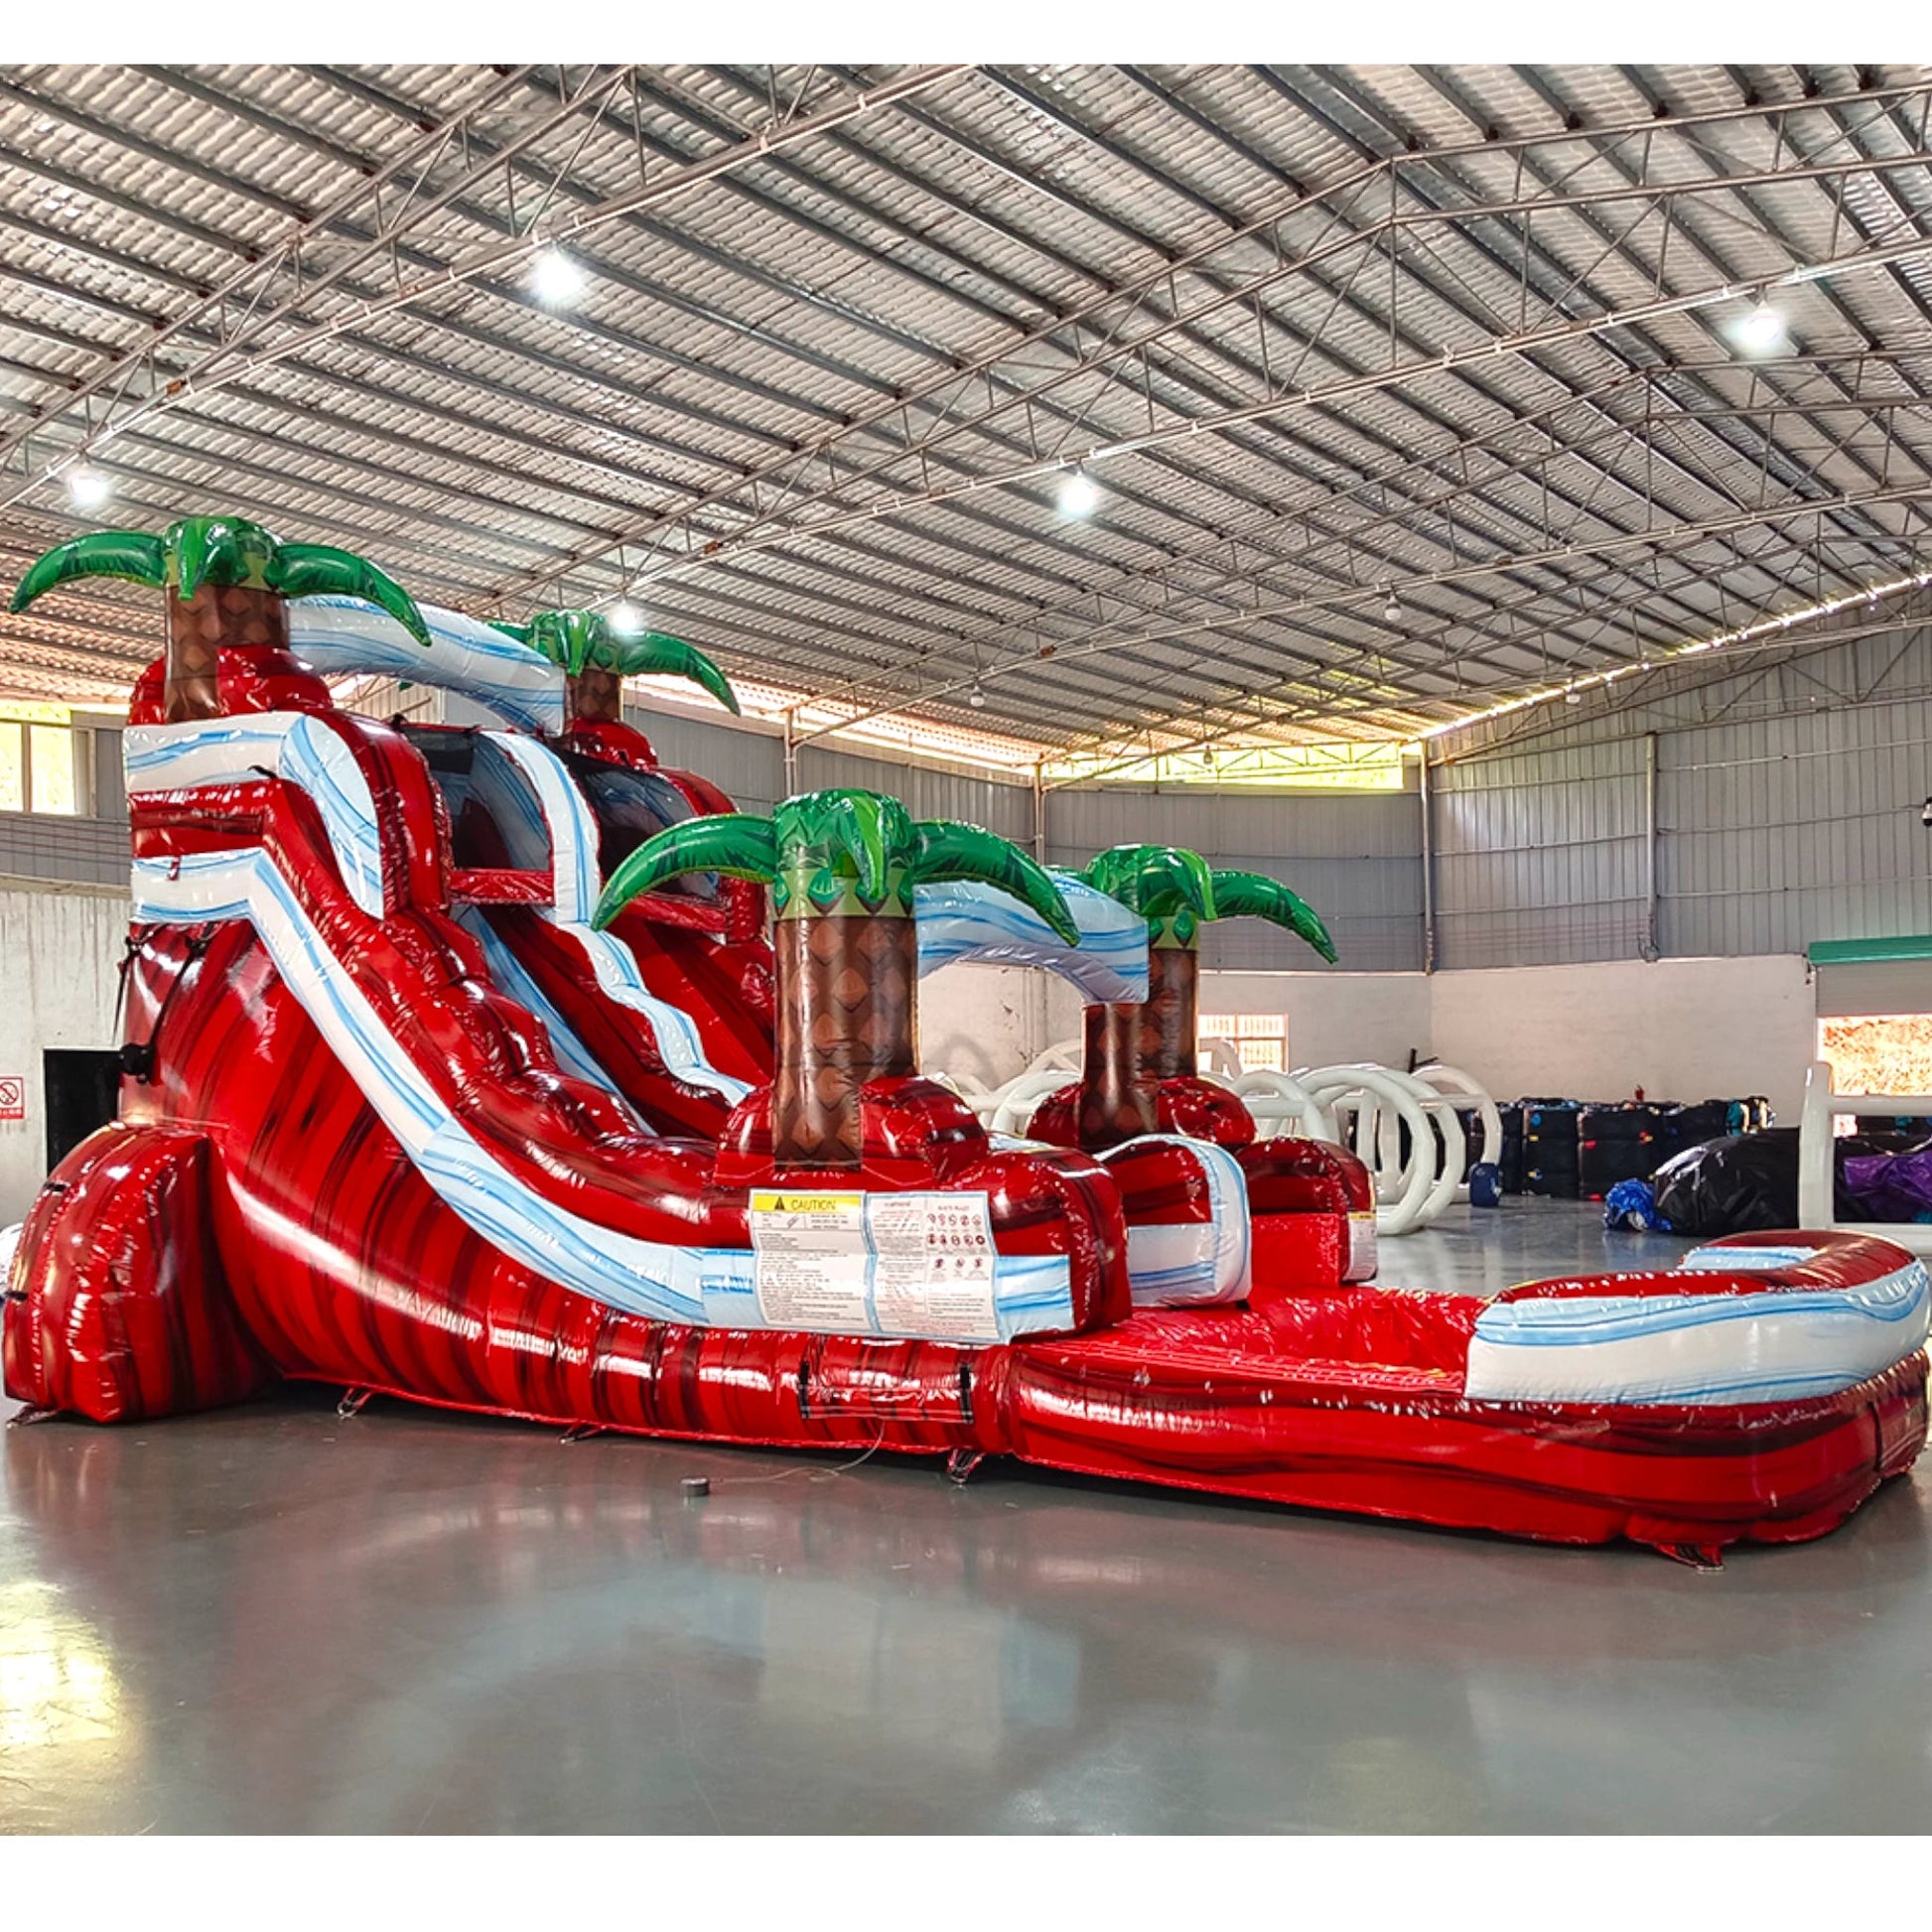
(8, 63, 1932, 750)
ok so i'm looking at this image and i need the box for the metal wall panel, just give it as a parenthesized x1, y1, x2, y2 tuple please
(1430, 619, 1932, 964)
(1046, 786, 1425, 971)
(794, 745, 1035, 847)
(1431, 738, 1648, 967)
(1659, 697, 1932, 957)
(0, 811, 129, 888)
(631, 707, 786, 816)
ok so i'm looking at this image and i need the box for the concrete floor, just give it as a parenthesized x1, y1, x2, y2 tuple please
(4, 1199, 1930, 1833)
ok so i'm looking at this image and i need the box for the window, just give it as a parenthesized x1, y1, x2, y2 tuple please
(1819, 1015, 1932, 1098)
(0, 721, 22, 813)
(1198, 1012, 1289, 1074)
(28, 725, 77, 815)
(0, 706, 83, 816)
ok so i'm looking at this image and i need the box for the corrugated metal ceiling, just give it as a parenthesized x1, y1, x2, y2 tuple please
(4, 61, 1932, 763)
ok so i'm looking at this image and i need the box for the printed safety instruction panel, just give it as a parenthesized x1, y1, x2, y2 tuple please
(748, 1189, 1000, 1341)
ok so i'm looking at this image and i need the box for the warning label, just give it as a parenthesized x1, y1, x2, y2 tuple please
(748, 1189, 1001, 1342)
(868, 1192, 997, 1341)
(749, 1191, 869, 1331)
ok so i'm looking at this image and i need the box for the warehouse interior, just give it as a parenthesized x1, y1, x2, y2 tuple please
(4, 60, 1932, 1839)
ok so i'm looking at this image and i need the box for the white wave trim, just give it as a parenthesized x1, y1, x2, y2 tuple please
(1464, 1255, 1932, 1406)
(477, 731, 754, 1106)
(287, 597, 564, 736)
(914, 875, 1150, 1005)
(458, 906, 635, 1109)
(483, 731, 596, 922)
(564, 926, 753, 1104)
(130, 846, 1069, 1339)
(1107, 1135, 1252, 1309)
(126, 714, 386, 917)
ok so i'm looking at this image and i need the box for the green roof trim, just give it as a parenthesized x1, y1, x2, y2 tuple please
(1808, 934, 1932, 966)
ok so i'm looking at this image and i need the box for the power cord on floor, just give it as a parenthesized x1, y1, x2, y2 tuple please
(696, 1430, 890, 1489)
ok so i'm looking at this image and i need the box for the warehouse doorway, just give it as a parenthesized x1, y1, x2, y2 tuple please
(42, 1049, 122, 1174)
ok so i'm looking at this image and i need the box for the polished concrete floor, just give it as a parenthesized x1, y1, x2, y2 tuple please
(4, 1200, 1930, 1833)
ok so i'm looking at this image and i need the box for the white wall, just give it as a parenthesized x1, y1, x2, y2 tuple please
(916, 966, 1437, 1087)
(917, 963, 1053, 1092)
(1195, 971, 1435, 1073)
(0, 880, 130, 1224)
(1431, 954, 1815, 1119)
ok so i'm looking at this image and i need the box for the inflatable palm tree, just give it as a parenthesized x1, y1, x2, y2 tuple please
(595, 787, 1076, 1170)
(491, 608, 740, 728)
(9, 514, 430, 723)
(1039, 843, 1336, 1152)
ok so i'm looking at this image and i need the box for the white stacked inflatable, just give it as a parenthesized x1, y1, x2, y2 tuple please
(942, 1043, 1503, 1238)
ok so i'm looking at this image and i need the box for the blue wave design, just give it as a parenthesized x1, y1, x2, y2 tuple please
(129, 718, 386, 917)
(417, 1124, 704, 1322)
(484, 733, 595, 925)
(1475, 1264, 1930, 1350)
(288, 598, 564, 735)
(462, 909, 638, 1110)
(572, 927, 753, 1104)
(124, 723, 287, 775)
(914, 876, 1149, 1004)
(282, 718, 384, 915)
(1113, 1135, 1250, 1309)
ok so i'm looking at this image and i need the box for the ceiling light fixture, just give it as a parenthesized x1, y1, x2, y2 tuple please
(1383, 589, 1401, 622)
(1729, 303, 1786, 354)
(529, 247, 588, 308)
(1057, 467, 1099, 518)
(607, 599, 645, 634)
(66, 468, 111, 510)
(968, 680, 987, 708)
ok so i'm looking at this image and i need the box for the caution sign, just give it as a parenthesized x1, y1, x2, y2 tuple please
(749, 1189, 1001, 1342)
(750, 1191, 870, 1331)
(0, 1076, 22, 1122)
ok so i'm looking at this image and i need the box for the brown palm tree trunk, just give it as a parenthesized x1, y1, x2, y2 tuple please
(1139, 942, 1200, 1081)
(1075, 1000, 1158, 1150)
(771, 910, 916, 1169)
(165, 583, 287, 723)
(564, 666, 623, 727)
(1073, 942, 1200, 1152)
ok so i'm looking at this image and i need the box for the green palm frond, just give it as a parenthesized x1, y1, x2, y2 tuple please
(493, 609, 740, 713)
(591, 813, 778, 928)
(9, 531, 168, 612)
(492, 611, 600, 677)
(912, 820, 1079, 945)
(166, 515, 273, 598)
(1208, 869, 1338, 963)
(782, 788, 899, 904)
(592, 786, 1077, 939)
(9, 514, 430, 645)
(605, 630, 739, 714)
(1078, 845, 1218, 922)
(267, 543, 431, 645)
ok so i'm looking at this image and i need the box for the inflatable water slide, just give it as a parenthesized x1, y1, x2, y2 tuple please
(3, 515, 1926, 1558)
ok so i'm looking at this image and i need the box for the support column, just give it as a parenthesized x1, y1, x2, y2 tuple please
(1418, 744, 1438, 975)
(1641, 730, 1661, 962)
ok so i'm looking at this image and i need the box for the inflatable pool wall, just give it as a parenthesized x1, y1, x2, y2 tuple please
(5, 518, 1927, 1556)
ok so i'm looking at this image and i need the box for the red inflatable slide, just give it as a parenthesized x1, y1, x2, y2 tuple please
(4, 520, 1926, 1558)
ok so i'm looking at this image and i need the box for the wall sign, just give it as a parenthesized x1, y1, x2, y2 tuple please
(0, 1076, 24, 1121)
